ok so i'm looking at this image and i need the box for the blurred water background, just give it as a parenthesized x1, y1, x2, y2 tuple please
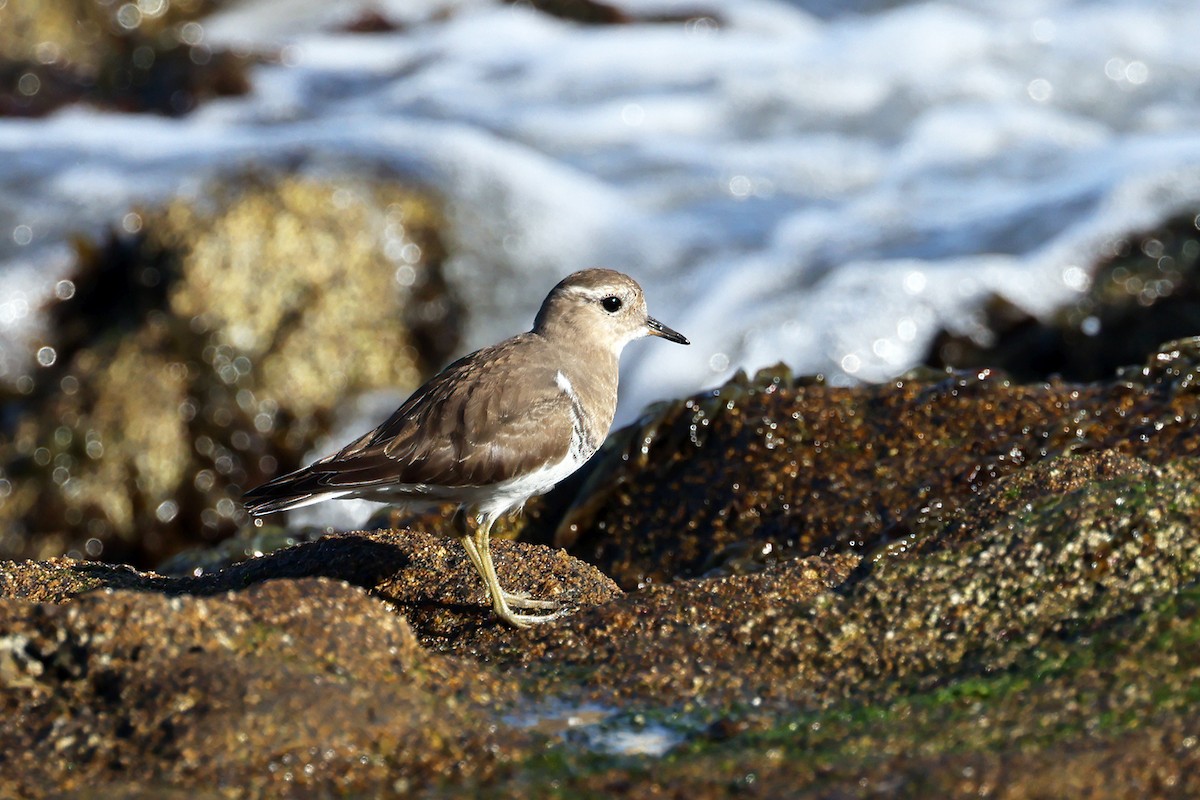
(3, 0, 1200, 539)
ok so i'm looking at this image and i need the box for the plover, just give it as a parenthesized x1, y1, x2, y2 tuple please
(244, 268, 689, 627)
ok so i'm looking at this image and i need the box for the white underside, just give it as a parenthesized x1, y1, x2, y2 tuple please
(345, 448, 590, 521)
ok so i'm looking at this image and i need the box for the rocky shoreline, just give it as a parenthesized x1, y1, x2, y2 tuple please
(5, 1, 1200, 795)
(6, 336, 1200, 796)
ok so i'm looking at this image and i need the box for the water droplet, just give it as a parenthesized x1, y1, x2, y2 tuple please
(1027, 78, 1053, 103)
(156, 500, 179, 523)
(137, 0, 167, 18)
(116, 3, 142, 29)
(179, 21, 205, 46)
(17, 72, 40, 96)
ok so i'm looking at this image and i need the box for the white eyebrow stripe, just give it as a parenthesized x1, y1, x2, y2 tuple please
(561, 285, 614, 301)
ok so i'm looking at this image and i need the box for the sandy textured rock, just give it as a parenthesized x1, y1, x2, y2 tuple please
(555, 339, 1200, 590)
(493, 553, 859, 707)
(0, 530, 623, 796)
(0, 577, 524, 797)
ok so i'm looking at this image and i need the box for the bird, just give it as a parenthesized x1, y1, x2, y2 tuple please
(243, 268, 689, 627)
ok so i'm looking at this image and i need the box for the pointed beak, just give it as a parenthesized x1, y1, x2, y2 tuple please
(646, 316, 690, 345)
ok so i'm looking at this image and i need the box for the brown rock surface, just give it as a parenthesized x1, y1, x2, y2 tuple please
(0, 530, 620, 797)
(7, 338, 1200, 796)
(0, 577, 523, 797)
(555, 340, 1200, 589)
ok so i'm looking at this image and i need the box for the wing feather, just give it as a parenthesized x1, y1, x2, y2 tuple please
(244, 334, 576, 515)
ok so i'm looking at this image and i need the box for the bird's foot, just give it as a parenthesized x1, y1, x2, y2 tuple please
(496, 605, 568, 629)
(495, 591, 567, 628)
(501, 590, 562, 611)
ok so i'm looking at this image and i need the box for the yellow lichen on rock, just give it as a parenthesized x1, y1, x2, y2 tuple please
(0, 173, 457, 566)
(163, 178, 429, 415)
(77, 327, 190, 538)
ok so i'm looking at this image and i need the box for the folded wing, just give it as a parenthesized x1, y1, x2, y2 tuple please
(243, 334, 574, 515)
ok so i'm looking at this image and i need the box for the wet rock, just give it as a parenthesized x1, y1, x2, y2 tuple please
(0, 175, 458, 568)
(0, 528, 624, 793)
(0, 576, 525, 797)
(531, 574, 1200, 798)
(492, 553, 859, 708)
(555, 341, 1200, 589)
(0, 528, 621, 633)
(928, 211, 1200, 381)
(510, 0, 725, 27)
(818, 450, 1200, 701)
(8, 338, 1200, 794)
(0, 0, 251, 117)
(510, 0, 632, 25)
(471, 448, 1200, 714)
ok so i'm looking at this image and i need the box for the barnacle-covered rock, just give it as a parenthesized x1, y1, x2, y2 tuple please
(555, 340, 1200, 589)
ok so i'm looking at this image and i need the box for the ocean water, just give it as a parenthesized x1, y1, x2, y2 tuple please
(3, 0, 1200, 434)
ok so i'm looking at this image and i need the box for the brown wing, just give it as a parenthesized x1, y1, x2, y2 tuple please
(244, 334, 574, 514)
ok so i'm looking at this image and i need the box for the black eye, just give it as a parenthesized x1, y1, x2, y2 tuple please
(601, 295, 622, 313)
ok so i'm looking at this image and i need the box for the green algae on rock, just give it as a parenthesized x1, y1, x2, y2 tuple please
(8, 338, 1200, 794)
(0, 175, 458, 568)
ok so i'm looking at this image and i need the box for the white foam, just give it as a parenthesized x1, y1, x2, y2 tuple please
(4, 0, 1200, 528)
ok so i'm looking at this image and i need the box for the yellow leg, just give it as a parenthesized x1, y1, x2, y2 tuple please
(460, 512, 562, 627)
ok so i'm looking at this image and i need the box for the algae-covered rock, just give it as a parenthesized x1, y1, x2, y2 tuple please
(810, 451, 1200, 702)
(0, 174, 458, 567)
(554, 340, 1200, 590)
(7, 337, 1200, 795)
(5, 443, 1200, 795)
(461, 449, 1200, 714)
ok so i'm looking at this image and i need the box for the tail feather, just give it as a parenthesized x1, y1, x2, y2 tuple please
(243, 467, 351, 516)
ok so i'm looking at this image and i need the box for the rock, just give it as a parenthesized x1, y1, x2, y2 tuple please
(491, 553, 859, 708)
(0, 0, 251, 117)
(554, 341, 1200, 589)
(8, 334, 1200, 794)
(510, 0, 726, 27)
(0, 576, 525, 797)
(0, 175, 458, 568)
(509, 0, 632, 24)
(927, 212, 1200, 381)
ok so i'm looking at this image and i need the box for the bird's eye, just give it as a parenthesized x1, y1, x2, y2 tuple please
(601, 295, 623, 313)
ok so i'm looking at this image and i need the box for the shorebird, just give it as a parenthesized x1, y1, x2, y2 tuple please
(244, 268, 689, 626)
